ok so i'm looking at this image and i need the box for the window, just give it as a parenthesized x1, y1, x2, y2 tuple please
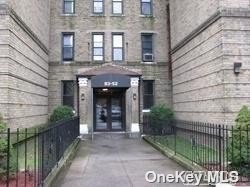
(112, 33, 124, 62)
(112, 0, 123, 14)
(62, 81, 74, 109)
(62, 33, 74, 61)
(93, 0, 104, 14)
(141, 0, 152, 15)
(63, 0, 75, 14)
(141, 34, 153, 62)
(143, 80, 154, 109)
(93, 33, 104, 61)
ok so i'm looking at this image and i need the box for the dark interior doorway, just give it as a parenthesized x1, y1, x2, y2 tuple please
(94, 88, 126, 131)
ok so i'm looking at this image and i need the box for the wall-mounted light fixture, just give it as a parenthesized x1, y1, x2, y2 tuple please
(81, 93, 85, 101)
(133, 93, 137, 100)
(234, 62, 242, 75)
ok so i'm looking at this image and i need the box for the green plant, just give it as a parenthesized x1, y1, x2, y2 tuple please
(228, 106, 250, 176)
(0, 114, 17, 180)
(49, 105, 74, 123)
(149, 104, 174, 133)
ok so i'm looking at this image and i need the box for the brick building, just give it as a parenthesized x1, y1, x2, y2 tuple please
(0, 0, 249, 131)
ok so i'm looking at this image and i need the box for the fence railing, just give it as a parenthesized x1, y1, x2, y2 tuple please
(0, 116, 79, 187)
(143, 116, 250, 182)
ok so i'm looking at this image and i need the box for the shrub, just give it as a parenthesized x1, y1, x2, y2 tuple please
(49, 106, 74, 123)
(0, 115, 16, 180)
(228, 106, 250, 176)
(149, 104, 174, 133)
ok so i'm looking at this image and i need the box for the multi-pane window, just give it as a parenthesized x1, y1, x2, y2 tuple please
(63, 0, 75, 14)
(141, 0, 152, 15)
(62, 81, 74, 109)
(93, 33, 104, 61)
(93, 0, 104, 14)
(112, 33, 124, 61)
(62, 33, 74, 61)
(141, 34, 153, 62)
(112, 0, 123, 14)
(143, 80, 154, 109)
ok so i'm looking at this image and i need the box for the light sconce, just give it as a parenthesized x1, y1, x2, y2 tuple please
(133, 93, 137, 100)
(234, 62, 242, 75)
(81, 93, 85, 101)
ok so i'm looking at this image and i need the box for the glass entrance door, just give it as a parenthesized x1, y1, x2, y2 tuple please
(94, 89, 125, 131)
(95, 97, 108, 131)
(111, 97, 122, 130)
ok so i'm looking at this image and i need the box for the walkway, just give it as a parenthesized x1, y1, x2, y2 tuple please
(53, 133, 192, 187)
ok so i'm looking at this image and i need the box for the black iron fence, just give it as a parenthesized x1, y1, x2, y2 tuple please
(0, 116, 79, 187)
(143, 116, 250, 182)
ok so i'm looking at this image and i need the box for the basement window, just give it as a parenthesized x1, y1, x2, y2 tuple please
(143, 80, 154, 109)
(62, 81, 74, 109)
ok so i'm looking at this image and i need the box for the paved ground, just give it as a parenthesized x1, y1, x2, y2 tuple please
(52, 133, 193, 187)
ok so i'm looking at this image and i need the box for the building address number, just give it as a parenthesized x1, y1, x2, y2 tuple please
(104, 82, 119, 86)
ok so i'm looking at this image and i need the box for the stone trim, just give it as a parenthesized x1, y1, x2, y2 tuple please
(0, 72, 48, 89)
(49, 61, 169, 67)
(171, 8, 250, 54)
(0, 3, 49, 55)
(0, 87, 48, 97)
(4, 113, 48, 120)
(5, 56, 48, 80)
(0, 103, 49, 107)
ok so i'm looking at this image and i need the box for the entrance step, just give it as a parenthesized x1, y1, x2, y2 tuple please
(83, 131, 142, 140)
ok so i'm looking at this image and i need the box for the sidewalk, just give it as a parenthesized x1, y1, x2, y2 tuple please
(52, 133, 192, 187)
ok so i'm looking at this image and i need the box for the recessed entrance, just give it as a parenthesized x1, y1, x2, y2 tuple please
(94, 88, 126, 131)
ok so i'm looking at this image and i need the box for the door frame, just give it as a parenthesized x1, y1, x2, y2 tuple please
(93, 88, 126, 132)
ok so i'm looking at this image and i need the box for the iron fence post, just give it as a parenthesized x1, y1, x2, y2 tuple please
(7, 128, 10, 187)
(247, 125, 249, 166)
(174, 124, 176, 155)
(218, 125, 222, 171)
(41, 133, 44, 185)
(56, 127, 60, 163)
(34, 128, 37, 187)
(16, 128, 19, 187)
(24, 128, 27, 186)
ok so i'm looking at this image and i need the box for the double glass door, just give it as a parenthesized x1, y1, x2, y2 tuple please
(95, 90, 124, 131)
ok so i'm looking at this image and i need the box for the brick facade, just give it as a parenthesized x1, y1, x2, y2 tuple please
(0, 1, 50, 129)
(170, 0, 250, 125)
(48, 0, 171, 131)
(0, 0, 250, 129)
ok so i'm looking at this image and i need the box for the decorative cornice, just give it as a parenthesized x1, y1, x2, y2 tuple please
(171, 11, 221, 54)
(171, 8, 250, 54)
(0, 3, 49, 55)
